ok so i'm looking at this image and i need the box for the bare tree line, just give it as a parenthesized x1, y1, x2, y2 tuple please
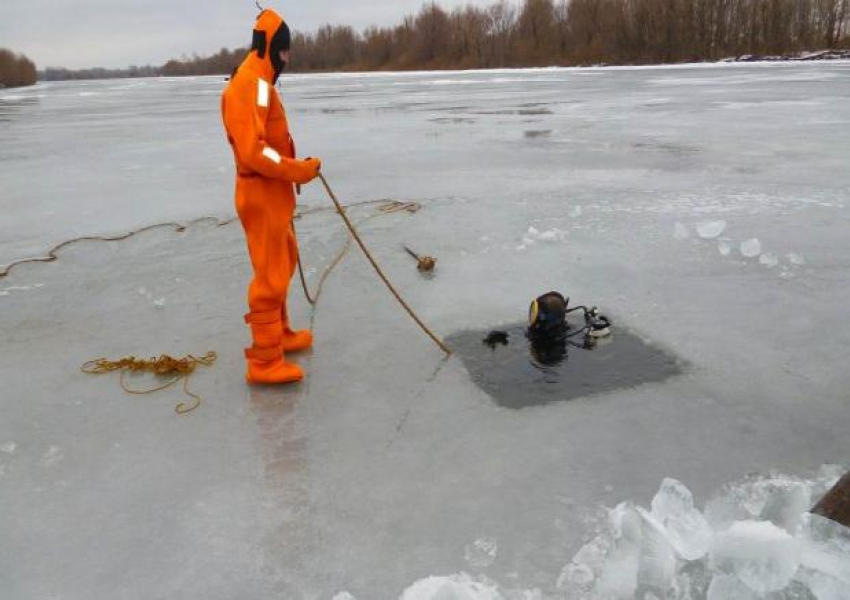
(0, 49, 37, 88)
(41, 65, 160, 81)
(289, 0, 850, 70)
(36, 0, 850, 80)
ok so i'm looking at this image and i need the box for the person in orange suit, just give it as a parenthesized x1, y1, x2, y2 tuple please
(221, 8, 321, 384)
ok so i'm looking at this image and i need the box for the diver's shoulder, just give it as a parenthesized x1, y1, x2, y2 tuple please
(230, 66, 273, 93)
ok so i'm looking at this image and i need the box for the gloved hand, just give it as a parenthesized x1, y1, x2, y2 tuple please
(293, 157, 321, 184)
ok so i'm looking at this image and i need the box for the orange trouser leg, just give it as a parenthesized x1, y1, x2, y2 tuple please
(236, 178, 303, 383)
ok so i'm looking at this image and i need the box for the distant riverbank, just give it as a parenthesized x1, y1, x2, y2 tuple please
(724, 49, 850, 63)
(35, 48, 850, 83)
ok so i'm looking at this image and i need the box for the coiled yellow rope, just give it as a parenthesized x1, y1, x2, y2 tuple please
(81, 352, 217, 415)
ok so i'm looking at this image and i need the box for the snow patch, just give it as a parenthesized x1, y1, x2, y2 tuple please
(1, 283, 45, 294)
(42, 445, 64, 467)
(517, 226, 567, 250)
(400, 574, 504, 600)
(465, 537, 498, 568)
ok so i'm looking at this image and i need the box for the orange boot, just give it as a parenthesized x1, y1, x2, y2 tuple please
(280, 304, 313, 352)
(244, 311, 304, 384)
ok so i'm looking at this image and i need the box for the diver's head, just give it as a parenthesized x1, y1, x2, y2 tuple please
(528, 291, 568, 336)
(250, 9, 292, 83)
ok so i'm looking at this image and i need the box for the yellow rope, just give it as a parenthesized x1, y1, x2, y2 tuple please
(81, 352, 217, 415)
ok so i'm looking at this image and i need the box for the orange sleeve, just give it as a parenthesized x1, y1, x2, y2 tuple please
(224, 77, 315, 184)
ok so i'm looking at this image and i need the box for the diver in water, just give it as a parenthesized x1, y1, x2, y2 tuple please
(221, 9, 322, 384)
(527, 292, 570, 365)
(527, 292, 612, 365)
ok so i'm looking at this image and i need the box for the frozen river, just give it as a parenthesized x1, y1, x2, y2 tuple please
(1, 64, 849, 598)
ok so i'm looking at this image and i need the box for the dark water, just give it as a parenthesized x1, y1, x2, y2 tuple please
(447, 323, 683, 409)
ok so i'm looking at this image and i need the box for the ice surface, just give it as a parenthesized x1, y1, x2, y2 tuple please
(696, 220, 727, 240)
(741, 238, 763, 258)
(2, 63, 850, 598)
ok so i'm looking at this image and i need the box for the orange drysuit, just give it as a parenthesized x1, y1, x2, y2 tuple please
(221, 9, 321, 384)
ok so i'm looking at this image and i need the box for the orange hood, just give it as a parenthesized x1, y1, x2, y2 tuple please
(246, 9, 290, 83)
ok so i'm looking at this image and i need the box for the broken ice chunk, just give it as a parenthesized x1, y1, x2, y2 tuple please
(706, 574, 759, 600)
(797, 570, 850, 600)
(759, 481, 812, 534)
(759, 253, 780, 268)
(697, 220, 727, 240)
(635, 507, 677, 594)
(558, 538, 608, 590)
(787, 253, 807, 266)
(710, 520, 801, 594)
(650, 478, 713, 560)
(0, 441, 16, 454)
(740, 239, 762, 258)
(332, 593, 357, 600)
(799, 514, 850, 586)
(718, 240, 732, 256)
(673, 223, 690, 240)
(569, 206, 583, 218)
(598, 503, 642, 597)
(562, 562, 594, 586)
(153, 298, 167, 308)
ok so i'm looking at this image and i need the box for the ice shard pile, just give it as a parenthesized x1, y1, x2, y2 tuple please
(558, 466, 850, 599)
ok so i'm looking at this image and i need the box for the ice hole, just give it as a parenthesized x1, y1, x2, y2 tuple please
(446, 323, 683, 409)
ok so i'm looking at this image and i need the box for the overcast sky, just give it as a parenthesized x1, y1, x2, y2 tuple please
(1, 0, 504, 70)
